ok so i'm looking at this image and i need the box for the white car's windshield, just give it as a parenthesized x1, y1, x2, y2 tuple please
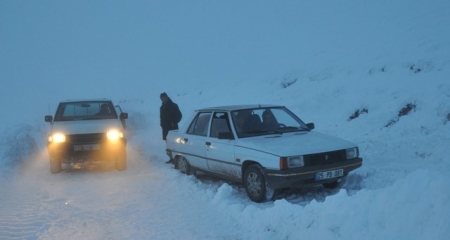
(231, 107, 309, 138)
(54, 101, 118, 121)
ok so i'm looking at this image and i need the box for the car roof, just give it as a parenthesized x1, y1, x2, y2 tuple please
(59, 98, 112, 103)
(196, 104, 284, 112)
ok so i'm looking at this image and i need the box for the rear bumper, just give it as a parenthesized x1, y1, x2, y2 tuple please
(265, 157, 363, 189)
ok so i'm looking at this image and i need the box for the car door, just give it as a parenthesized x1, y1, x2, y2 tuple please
(114, 105, 126, 129)
(205, 112, 241, 179)
(180, 112, 211, 170)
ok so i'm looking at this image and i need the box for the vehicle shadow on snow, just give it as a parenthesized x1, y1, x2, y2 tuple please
(275, 187, 341, 205)
(276, 173, 365, 204)
(60, 162, 118, 174)
(187, 170, 365, 205)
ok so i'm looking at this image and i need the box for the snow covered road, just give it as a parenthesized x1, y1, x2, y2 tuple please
(1, 133, 448, 240)
(0, 146, 245, 239)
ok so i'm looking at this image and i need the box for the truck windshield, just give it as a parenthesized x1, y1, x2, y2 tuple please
(54, 101, 118, 121)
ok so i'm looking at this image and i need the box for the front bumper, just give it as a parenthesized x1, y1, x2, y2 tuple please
(265, 157, 363, 189)
(47, 138, 126, 164)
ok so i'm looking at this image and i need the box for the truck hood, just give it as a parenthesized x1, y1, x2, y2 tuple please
(50, 119, 123, 135)
(235, 131, 357, 156)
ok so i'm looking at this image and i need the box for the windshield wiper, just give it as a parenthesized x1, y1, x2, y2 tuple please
(266, 131, 283, 135)
(241, 130, 283, 136)
(278, 126, 310, 133)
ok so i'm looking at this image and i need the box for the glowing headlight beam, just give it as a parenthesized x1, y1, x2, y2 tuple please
(107, 130, 123, 141)
(49, 133, 66, 143)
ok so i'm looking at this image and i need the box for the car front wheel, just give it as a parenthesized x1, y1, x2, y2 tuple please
(244, 164, 275, 202)
(176, 156, 191, 175)
(115, 149, 127, 171)
(49, 158, 62, 173)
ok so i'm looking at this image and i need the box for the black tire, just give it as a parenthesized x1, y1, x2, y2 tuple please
(50, 158, 62, 174)
(244, 164, 275, 202)
(115, 149, 127, 171)
(175, 156, 191, 175)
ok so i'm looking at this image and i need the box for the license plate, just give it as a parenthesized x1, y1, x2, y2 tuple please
(315, 169, 344, 181)
(74, 144, 100, 151)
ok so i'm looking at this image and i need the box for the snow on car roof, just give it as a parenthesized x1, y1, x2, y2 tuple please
(196, 104, 283, 112)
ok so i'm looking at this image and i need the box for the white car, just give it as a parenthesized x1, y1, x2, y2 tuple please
(45, 99, 128, 173)
(166, 105, 363, 202)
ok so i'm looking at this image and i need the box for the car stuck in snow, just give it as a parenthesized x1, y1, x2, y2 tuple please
(45, 99, 128, 173)
(165, 104, 363, 202)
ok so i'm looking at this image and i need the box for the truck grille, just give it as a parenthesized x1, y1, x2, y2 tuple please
(66, 133, 105, 144)
(304, 150, 346, 166)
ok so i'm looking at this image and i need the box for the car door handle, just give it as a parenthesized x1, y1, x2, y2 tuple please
(205, 142, 211, 146)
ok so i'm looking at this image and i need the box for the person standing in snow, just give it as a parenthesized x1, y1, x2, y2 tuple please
(160, 92, 182, 163)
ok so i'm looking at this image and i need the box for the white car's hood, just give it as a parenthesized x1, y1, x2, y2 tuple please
(50, 119, 123, 134)
(236, 131, 356, 156)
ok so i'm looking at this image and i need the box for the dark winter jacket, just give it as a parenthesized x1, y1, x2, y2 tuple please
(160, 98, 182, 139)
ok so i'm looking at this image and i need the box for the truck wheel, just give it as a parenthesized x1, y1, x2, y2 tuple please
(50, 158, 62, 173)
(176, 156, 191, 175)
(115, 150, 127, 171)
(244, 164, 275, 202)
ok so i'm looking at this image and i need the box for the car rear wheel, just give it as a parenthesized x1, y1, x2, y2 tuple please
(176, 156, 191, 175)
(49, 158, 62, 173)
(244, 164, 275, 202)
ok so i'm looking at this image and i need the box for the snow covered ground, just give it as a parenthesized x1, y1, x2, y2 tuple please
(1, 0, 449, 239)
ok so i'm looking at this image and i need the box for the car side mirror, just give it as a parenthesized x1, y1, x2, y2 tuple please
(45, 115, 53, 122)
(218, 132, 234, 140)
(306, 122, 315, 130)
(120, 112, 128, 120)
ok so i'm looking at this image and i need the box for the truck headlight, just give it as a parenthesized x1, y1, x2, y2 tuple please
(107, 129, 123, 141)
(346, 147, 359, 159)
(48, 133, 66, 143)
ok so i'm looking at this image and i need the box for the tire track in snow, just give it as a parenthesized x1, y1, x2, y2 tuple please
(0, 180, 54, 239)
(1, 132, 250, 240)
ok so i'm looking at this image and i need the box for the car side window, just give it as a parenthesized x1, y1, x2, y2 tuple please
(187, 112, 211, 136)
(210, 112, 231, 138)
